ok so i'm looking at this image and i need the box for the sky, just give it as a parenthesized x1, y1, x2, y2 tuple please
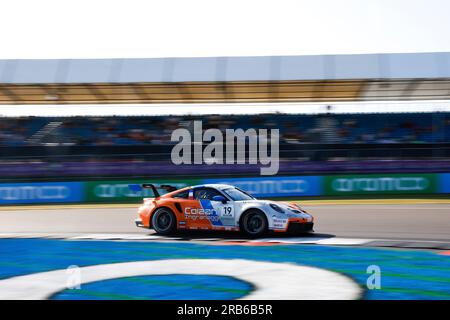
(1, 101, 448, 117)
(0, 0, 449, 59)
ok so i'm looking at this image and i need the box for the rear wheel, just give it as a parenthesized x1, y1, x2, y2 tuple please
(151, 208, 176, 235)
(240, 210, 268, 238)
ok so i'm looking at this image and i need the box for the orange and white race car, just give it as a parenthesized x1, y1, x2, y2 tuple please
(129, 183, 314, 237)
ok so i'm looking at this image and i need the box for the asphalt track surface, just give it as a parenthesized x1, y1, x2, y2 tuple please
(0, 202, 449, 241)
(1, 201, 450, 300)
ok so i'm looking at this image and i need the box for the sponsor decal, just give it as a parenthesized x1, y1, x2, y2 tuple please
(0, 182, 83, 204)
(199, 199, 223, 226)
(272, 218, 288, 229)
(185, 208, 217, 215)
(184, 206, 221, 223)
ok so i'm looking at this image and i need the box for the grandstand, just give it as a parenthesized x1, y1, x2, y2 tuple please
(0, 112, 449, 146)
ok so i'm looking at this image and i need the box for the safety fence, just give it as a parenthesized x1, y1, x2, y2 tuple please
(0, 173, 449, 205)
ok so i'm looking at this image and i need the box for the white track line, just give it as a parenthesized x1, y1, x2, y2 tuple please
(0, 259, 362, 300)
(256, 237, 372, 245)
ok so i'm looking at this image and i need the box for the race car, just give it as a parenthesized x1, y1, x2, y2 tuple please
(129, 183, 314, 237)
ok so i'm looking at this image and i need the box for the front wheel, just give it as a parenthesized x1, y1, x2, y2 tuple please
(240, 210, 268, 238)
(151, 208, 176, 235)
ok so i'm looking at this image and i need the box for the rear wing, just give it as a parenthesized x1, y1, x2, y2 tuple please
(128, 184, 178, 198)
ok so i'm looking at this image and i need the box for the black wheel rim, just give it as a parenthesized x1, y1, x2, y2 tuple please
(155, 211, 172, 232)
(246, 213, 265, 234)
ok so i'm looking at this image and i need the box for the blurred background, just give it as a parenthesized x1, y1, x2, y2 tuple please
(0, 53, 449, 203)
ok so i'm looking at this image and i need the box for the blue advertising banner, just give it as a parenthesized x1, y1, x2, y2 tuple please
(202, 176, 322, 197)
(0, 182, 84, 204)
(439, 173, 450, 193)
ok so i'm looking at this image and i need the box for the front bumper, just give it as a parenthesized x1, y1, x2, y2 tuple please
(135, 218, 145, 228)
(286, 222, 314, 234)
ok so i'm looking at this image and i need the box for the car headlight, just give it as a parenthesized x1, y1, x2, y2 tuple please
(270, 203, 285, 213)
(292, 203, 308, 213)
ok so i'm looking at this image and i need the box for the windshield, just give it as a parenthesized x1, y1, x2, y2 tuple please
(222, 187, 255, 201)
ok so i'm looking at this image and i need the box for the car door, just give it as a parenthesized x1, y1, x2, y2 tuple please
(193, 187, 235, 228)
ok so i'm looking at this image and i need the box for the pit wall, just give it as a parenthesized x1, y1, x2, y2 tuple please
(0, 173, 449, 205)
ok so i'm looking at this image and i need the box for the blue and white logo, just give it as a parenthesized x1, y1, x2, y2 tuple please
(0, 182, 84, 204)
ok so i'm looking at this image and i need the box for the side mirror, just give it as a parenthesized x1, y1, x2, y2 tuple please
(212, 195, 227, 203)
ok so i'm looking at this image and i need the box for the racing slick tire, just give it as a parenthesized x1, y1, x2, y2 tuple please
(240, 209, 268, 238)
(151, 207, 177, 235)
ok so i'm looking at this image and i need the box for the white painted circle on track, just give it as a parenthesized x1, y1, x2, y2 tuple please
(0, 259, 362, 300)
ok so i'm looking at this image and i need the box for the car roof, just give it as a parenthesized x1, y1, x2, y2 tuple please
(189, 184, 235, 190)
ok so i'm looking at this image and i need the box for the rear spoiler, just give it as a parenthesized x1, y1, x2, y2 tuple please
(128, 184, 178, 198)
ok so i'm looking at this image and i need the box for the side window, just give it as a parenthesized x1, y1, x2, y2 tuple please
(194, 188, 222, 200)
(172, 190, 189, 199)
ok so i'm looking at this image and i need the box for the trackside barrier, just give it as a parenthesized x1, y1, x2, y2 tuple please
(439, 173, 450, 194)
(0, 173, 448, 205)
(0, 182, 84, 204)
(323, 173, 438, 196)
